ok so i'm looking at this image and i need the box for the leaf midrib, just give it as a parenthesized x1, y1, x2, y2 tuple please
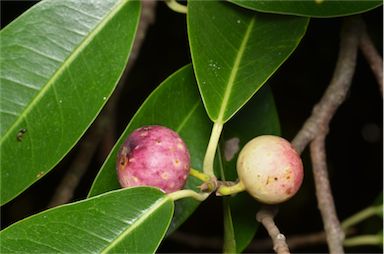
(100, 197, 170, 253)
(0, 0, 128, 144)
(216, 18, 255, 124)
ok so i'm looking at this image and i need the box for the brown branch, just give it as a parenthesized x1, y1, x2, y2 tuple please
(249, 230, 327, 251)
(256, 205, 290, 254)
(310, 135, 345, 254)
(48, 0, 158, 208)
(168, 228, 357, 252)
(358, 19, 383, 96)
(291, 17, 363, 254)
(291, 17, 361, 154)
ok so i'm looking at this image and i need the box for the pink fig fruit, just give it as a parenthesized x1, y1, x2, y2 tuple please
(117, 125, 190, 193)
(237, 135, 304, 204)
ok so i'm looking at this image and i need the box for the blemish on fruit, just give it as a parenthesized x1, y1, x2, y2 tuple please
(161, 172, 169, 180)
(36, 171, 44, 178)
(120, 156, 127, 166)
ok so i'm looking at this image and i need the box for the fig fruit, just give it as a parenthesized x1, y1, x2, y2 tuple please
(117, 125, 190, 193)
(237, 135, 303, 204)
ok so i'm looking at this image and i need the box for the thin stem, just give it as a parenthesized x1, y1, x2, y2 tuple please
(358, 17, 383, 95)
(164, 0, 187, 14)
(341, 205, 383, 230)
(256, 205, 291, 254)
(189, 168, 211, 182)
(216, 181, 246, 196)
(168, 189, 209, 202)
(203, 122, 223, 177)
(310, 135, 345, 254)
(291, 17, 361, 154)
(290, 17, 362, 254)
(344, 235, 383, 247)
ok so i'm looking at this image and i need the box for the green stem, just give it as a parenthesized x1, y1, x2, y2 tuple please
(164, 0, 187, 14)
(168, 189, 209, 202)
(216, 181, 246, 196)
(341, 205, 382, 230)
(203, 122, 223, 177)
(344, 234, 383, 247)
(223, 197, 237, 253)
(189, 168, 211, 182)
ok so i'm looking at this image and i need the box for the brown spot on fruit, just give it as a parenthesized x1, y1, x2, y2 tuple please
(161, 172, 169, 180)
(120, 156, 127, 166)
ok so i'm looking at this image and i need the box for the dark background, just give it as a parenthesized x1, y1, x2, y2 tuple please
(1, 1, 383, 253)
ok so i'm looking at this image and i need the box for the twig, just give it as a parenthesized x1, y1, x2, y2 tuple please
(168, 231, 222, 250)
(256, 205, 290, 254)
(249, 231, 327, 251)
(343, 234, 383, 247)
(341, 205, 383, 230)
(291, 17, 362, 254)
(291, 17, 361, 154)
(48, 0, 158, 208)
(47, 117, 108, 208)
(358, 18, 383, 95)
(310, 135, 345, 254)
(168, 227, 357, 252)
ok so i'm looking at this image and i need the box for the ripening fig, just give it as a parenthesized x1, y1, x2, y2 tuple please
(117, 125, 190, 193)
(237, 135, 303, 204)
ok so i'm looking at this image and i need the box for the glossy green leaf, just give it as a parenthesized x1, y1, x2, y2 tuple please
(221, 85, 280, 252)
(88, 65, 211, 231)
(229, 0, 382, 18)
(188, 0, 308, 124)
(1, 187, 173, 253)
(0, 0, 141, 205)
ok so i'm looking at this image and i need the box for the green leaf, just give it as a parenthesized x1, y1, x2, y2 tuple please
(229, 0, 382, 18)
(88, 65, 212, 231)
(1, 187, 173, 253)
(188, 0, 308, 124)
(0, 0, 141, 205)
(221, 85, 280, 252)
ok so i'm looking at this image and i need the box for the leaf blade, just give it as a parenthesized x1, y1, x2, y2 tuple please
(0, 187, 173, 253)
(229, 0, 382, 17)
(0, 0, 141, 205)
(188, 0, 308, 123)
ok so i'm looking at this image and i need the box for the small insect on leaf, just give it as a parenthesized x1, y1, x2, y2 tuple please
(16, 128, 27, 141)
